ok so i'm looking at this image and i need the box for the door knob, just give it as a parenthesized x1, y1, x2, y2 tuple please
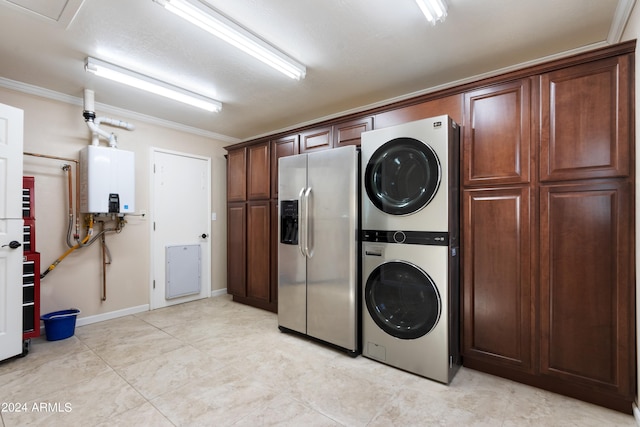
(201, 233, 209, 239)
(2, 241, 22, 249)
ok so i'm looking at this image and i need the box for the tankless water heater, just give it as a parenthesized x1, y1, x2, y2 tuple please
(80, 145, 135, 214)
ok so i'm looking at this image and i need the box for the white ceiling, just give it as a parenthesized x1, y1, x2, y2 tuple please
(0, 0, 633, 143)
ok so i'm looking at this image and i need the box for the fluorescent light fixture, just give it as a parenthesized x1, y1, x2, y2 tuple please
(153, 0, 306, 80)
(84, 57, 222, 112)
(416, 0, 448, 25)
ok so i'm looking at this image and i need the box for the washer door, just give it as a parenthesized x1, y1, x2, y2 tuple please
(364, 137, 441, 215)
(365, 260, 441, 340)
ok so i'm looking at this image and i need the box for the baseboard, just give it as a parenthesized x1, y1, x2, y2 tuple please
(633, 402, 640, 425)
(211, 288, 227, 298)
(41, 291, 229, 330)
(74, 304, 150, 327)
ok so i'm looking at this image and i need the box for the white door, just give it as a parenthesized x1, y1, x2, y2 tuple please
(151, 149, 211, 309)
(0, 103, 23, 360)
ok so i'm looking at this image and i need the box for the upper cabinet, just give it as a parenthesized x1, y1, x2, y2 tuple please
(227, 147, 246, 202)
(463, 79, 532, 186)
(271, 134, 299, 199)
(300, 126, 332, 153)
(540, 55, 631, 182)
(333, 117, 373, 148)
(374, 94, 463, 129)
(247, 142, 271, 200)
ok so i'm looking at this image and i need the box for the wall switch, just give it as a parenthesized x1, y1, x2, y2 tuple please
(211, 212, 217, 221)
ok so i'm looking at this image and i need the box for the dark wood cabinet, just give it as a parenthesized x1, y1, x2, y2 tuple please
(227, 148, 246, 202)
(540, 55, 631, 181)
(247, 142, 270, 200)
(462, 186, 532, 372)
(333, 117, 372, 148)
(226, 143, 278, 311)
(539, 181, 633, 397)
(270, 200, 278, 304)
(226, 203, 246, 297)
(300, 126, 332, 152)
(247, 201, 271, 303)
(271, 134, 299, 199)
(463, 79, 532, 186)
(462, 50, 635, 413)
(374, 94, 463, 129)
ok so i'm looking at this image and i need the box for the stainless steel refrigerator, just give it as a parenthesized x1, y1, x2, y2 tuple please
(278, 145, 359, 355)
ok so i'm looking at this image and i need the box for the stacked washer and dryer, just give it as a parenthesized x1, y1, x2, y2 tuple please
(360, 115, 461, 384)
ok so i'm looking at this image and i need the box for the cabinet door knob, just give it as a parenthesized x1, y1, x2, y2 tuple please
(2, 240, 22, 249)
(201, 233, 209, 239)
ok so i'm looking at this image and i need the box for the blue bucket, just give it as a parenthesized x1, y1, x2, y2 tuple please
(41, 309, 81, 341)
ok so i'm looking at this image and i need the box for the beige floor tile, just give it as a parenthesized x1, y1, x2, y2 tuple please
(0, 349, 111, 402)
(116, 345, 224, 400)
(234, 393, 343, 426)
(1, 295, 636, 427)
(94, 402, 174, 427)
(88, 328, 185, 368)
(150, 367, 279, 426)
(0, 370, 145, 426)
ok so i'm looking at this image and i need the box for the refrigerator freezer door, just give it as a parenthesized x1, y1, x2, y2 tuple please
(306, 145, 358, 351)
(278, 153, 308, 334)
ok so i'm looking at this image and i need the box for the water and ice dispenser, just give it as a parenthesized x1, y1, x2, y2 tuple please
(80, 145, 135, 214)
(280, 200, 299, 245)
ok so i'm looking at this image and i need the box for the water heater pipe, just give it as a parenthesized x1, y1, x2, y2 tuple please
(83, 89, 135, 148)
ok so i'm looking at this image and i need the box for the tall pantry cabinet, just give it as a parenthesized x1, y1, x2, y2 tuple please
(462, 53, 635, 412)
(227, 136, 299, 312)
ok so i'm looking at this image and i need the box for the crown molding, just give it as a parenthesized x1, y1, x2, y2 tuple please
(0, 76, 240, 144)
(608, 0, 637, 43)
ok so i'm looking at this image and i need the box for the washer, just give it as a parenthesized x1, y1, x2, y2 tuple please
(361, 115, 459, 233)
(362, 233, 460, 383)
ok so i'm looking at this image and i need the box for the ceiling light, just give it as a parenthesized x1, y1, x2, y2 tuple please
(416, 0, 448, 25)
(153, 0, 306, 80)
(85, 57, 222, 112)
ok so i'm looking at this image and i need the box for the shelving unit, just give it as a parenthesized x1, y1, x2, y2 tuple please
(22, 176, 40, 341)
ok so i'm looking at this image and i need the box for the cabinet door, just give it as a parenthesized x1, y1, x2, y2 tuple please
(539, 181, 633, 396)
(247, 201, 271, 302)
(463, 79, 531, 186)
(462, 186, 533, 371)
(374, 94, 464, 129)
(270, 200, 278, 305)
(333, 117, 372, 148)
(248, 142, 270, 200)
(300, 126, 332, 153)
(271, 134, 299, 199)
(227, 203, 246, 297)
(227, 148, 246, 202)
(540, 55, 631, 181)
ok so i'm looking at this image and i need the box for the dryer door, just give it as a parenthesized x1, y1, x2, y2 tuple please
(364, 137, 441, 215)
(365, 260, 441, 340)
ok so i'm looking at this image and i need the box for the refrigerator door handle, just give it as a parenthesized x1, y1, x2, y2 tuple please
(304, 186, 313, 258)
(298, 188, 306, 258)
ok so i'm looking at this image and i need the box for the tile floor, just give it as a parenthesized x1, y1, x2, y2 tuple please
(0, 294, 637, 426)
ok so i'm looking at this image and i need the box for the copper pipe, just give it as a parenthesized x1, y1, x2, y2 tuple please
(101, 231, 107, 301)
(23, 151, 80, 234)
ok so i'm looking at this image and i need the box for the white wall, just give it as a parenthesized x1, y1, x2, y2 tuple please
(0, 86, 228, 320)
(621, 2, 640, 409)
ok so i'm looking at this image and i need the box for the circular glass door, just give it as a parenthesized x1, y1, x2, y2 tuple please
(365, 261, 441, 340)
(364, 137, 441, 215)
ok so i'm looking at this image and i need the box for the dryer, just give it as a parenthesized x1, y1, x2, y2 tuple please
(360, 115, 461, 383)
(361, 232, 460, 383)
(361, 115, 459, 235)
